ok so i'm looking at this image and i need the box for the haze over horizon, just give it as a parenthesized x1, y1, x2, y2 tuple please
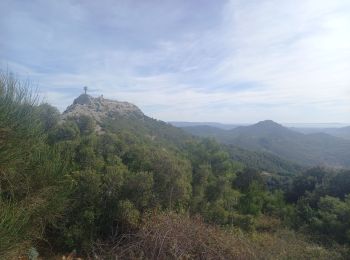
(1, 0, 350, 123)
(169, 121, 350, 127)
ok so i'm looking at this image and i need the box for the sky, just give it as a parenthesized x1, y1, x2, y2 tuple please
(1, 0, 350, 124)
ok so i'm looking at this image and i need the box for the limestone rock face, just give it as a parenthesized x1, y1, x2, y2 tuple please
(62, 94, 144, 123)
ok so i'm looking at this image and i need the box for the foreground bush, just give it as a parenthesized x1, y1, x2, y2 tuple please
(0, 72, 68, 259)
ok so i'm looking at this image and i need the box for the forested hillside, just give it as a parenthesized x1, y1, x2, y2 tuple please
(1, 72, 350, 259)
(292, 126, 350, 140)
(183, 120, 350, 168)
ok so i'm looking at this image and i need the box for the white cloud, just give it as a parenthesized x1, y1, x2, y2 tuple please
(1, 0, 350, 123)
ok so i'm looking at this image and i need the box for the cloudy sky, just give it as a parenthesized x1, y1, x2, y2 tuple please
(1, 0, 350, 123)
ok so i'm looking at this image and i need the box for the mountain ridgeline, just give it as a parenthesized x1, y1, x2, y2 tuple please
(182, 120, 350, 168)
(60, 95, 302, 175)
(292, 125, 350, 140)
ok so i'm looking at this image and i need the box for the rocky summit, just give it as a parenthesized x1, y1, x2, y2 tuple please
(62, 94, 144, 123)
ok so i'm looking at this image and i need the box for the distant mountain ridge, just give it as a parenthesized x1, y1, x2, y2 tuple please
(169, 121, 241, 130)
(292, 126, 350, 140)
(61, 95, 303, 174)
(171, 121, 350, 140)
(63, 98, 350, 169)
(63, 96, 350, 169)
(182, 120, 350, 168)
(171, 121, 350, 128)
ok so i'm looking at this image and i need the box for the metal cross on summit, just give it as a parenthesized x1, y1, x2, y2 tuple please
(84, 86, 88, 95)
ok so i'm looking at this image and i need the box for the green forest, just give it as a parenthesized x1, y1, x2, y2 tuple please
(2, 72, 350, 259)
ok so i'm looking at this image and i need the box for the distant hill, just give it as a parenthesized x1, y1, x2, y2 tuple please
(225, 145, 303, 174)
(172, 121, 350, 140)
(61, 95, 301, 174)
(181, 125, 230, 138)
(182, 120, 350, 168)
(292, 126, 350, 140)
(169, 121, 241, 130)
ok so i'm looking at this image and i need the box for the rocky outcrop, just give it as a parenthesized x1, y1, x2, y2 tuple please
(62, 94, 144, 123)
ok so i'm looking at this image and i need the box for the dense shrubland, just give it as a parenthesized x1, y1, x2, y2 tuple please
(0, 72, 69, 258)
(1, 72, 350, 259)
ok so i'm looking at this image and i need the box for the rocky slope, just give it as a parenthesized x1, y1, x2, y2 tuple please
(62, 94, 144, 123)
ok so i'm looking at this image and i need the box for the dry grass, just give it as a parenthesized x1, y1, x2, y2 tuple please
(92, 212, 256, 259)
(90, 212, 344, 260)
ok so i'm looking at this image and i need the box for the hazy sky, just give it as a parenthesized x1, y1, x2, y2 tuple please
(1, 0, 350, 123)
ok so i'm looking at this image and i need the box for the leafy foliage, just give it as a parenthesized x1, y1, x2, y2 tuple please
(2, 71, 350, 258)
(0, 72, 68, 258)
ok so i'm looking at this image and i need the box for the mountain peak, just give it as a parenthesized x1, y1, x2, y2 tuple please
(62, 94, 144, 123)
(72, 94, 94, 106)
(254, 120, 283, 128)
